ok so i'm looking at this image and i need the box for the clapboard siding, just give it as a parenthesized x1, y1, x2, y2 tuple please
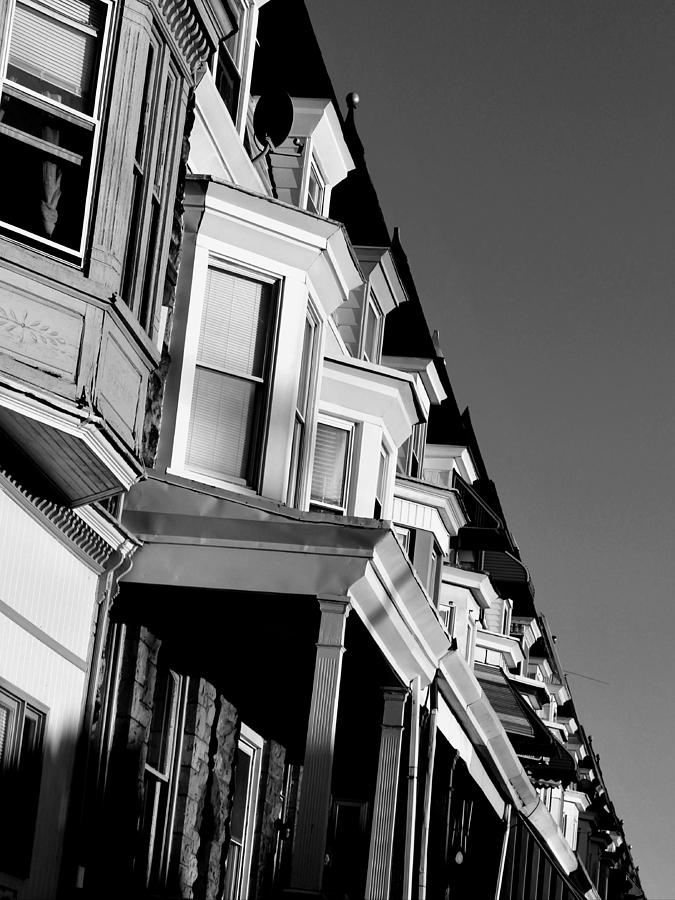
(0, 485, 98, 660)
(0, 616, 87, 898)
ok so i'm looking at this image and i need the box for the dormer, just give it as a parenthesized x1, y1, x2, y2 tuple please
(258, 97, 354, 213)
(423, 443, 479, 488)
(332, 246, 407, 361)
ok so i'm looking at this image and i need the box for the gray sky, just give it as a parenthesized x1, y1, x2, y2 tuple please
(310, 1, 675, 895)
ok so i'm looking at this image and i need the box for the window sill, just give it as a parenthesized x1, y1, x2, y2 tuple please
(166, 466, 258, 498)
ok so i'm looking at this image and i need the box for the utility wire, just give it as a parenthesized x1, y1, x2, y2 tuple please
(565, 670, 610, 686)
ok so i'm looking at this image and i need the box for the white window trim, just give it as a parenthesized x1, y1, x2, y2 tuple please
(287, 295, 322, 509)
(308, 413, 355, 515)
(0, 0, 114, 259)
(171, 250, 280, 493)
(299, 141, 331, 217)
(229, 722, 264, 900)
(359, 287, 383, 363)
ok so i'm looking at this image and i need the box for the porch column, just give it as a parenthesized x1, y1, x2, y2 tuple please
(290, 596, 350, 893)
(365, 687, 407, 900)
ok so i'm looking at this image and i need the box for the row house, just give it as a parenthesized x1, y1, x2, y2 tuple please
(0, 0, 644, 899)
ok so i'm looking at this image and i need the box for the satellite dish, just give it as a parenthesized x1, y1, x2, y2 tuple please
(253, 90, 294, 150)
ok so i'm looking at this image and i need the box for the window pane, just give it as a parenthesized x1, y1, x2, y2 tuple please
(296, 317, 314, 416)
(397, 437, 410, 475)
(363, 300, 379, 360)
(0, 704, 10, 765)
(8, 0, 105, 114)
(311, 423, 349, 508)
(187, 368, 258, 481)
(198, 269, 271, 377)
(230, 748, 251, 844)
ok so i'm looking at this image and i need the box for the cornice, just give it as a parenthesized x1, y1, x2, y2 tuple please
(0, 469, 137, 571)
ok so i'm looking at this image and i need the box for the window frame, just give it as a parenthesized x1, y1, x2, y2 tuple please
(139, 665, 189, 890)
(120, 28, 183, 335)
(397, 421, 427, 478)
(0, 678, 47, 878)
(373, 445, 388, 519)
(223, 723, 264, 900)
(305, 156, 326, 216)
(360, 288, 383, 363)
(0, 0, 114, 260)
(172, 255, 281, 495)
(287, 298, 321, 508)
(309, 414, 355, 515)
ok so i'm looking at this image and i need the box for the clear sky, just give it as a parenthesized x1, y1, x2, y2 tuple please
(309, 2, 675, 895)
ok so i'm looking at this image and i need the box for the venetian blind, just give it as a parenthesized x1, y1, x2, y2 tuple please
(8, 1, 104, 111)
(311, 423, 349, 508)
(186, 268, 271, 483)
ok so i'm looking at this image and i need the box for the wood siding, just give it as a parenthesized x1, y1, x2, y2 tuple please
(0, 484, 98, 897)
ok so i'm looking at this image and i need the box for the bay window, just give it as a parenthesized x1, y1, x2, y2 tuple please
(310, 418, 353, 514)
(184, 264, 276, 488)
(0, 0, 111, 257)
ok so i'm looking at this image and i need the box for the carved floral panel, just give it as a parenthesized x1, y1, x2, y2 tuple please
(0, 288, 83, 379)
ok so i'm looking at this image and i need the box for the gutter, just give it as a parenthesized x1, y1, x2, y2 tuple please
(437, 648, 600, 897)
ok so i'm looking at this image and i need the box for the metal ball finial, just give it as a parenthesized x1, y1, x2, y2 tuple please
(346, 91, 360, 109)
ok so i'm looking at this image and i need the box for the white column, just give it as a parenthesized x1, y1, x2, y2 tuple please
(290, 596, 350, 893)
(365, 687, 407, 900)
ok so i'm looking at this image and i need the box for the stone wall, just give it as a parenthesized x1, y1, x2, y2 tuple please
(171, 680, 240, 900)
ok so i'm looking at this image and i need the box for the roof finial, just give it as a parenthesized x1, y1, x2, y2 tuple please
(346, 91, 360, 109)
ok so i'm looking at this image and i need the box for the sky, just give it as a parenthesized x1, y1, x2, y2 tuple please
(309, 2, 675, 896)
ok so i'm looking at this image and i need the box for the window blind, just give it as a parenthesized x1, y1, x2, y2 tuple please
(197, 268, 270, 377)
(311, 423, 349, 507)
(8, 1, 104, 110)
(186, 368, 257, 481)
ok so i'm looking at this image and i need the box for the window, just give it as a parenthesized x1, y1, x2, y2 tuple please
(429, 542, 444, 602)
(0, 681, 46, 877)
(0, 0, 111, 257)
(121, 31, 181, 333)
(139, 664, 188, 889)
(214, 0, 246, 123)
(306, 159, 325, 215)
(287, 307, 319, 506)
(502, 598, 513, 636)
(185, 265, 276, 488)
(466, 616, 476, 666)
(397, 422, 427, 478)
(360, 290, 382, 363)
(394, 523, 414, 556)
(373, 447, 387, 518)
(439, 603, 455, 635)
(223, 724, 263, 899)
(310, 419, 353, 514)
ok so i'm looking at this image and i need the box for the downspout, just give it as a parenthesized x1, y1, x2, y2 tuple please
(72, 538, 137, 891)
(417, 672, 439, 900)
(494, 804, 512, 900)
(403, 675, 421, 900)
